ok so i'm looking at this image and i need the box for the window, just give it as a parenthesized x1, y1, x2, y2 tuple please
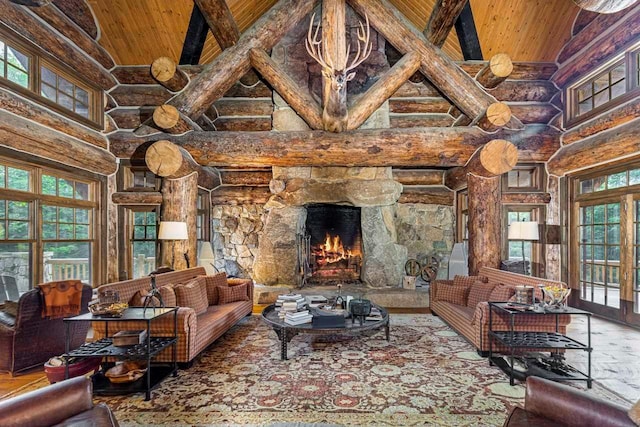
(0, 39, 30, 88)
(0, 158, 98, 293)
(456, 191, 468, 244)
(126, 168, 159, 191)
(503, 164, 544, 192)
(40, 65, 90, 119)
(130, 210, 157, 278)
(504, 207, 545, 276)
(197, 191, 210, 241)
(579, 168, 640, 194)
(0, 30, 101, 126)
(566, 44, 640, 127)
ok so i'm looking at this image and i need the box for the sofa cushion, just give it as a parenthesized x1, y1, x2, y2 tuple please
(467, 282, 497, 308)
(489, 284, 515, 302)
(217, 283, 249, 304)
(203, 273, 228, 305)
(174, 278, 208, 315)
(435, 284, 470, 305)
(130, 290, 161, 307)
(628, 399, 640, 425)
(453, 275, 488, 287)
(159, 285, 177, 307)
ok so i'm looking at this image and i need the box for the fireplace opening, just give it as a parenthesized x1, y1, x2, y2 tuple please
(305, 204, 362, 283)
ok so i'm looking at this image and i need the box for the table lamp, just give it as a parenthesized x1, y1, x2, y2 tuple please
(158, 221, 189, 268)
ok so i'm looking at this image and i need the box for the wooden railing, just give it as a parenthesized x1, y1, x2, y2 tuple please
(582, 259, 620, 287)
(133, 254, 156, 278)
(46, 255, 156, 282)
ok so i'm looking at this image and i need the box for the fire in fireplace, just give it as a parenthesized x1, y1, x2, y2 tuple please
(305, 204, 362, 282)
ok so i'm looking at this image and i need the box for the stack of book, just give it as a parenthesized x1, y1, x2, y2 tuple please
(366, 306, 383, 321)
(284, 310, 312, 325)
(276, 293, 307, 318)
(305, 295, 328, 308)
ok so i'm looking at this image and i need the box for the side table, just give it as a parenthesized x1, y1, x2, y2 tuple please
(64, 307, 178, 401)
(488, 302, 592, 388)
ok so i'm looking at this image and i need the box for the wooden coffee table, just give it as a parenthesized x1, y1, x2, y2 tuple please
(261, 304, 390, 360)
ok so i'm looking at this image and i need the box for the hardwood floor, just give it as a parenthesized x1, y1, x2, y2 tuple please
(0, 367, 46, 398)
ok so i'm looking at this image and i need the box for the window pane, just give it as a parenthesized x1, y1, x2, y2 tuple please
(42, 223, 56, 239)
(607, 203, 620, 223)
(0, 242, 32, 295)
(630, 169, 640, 186)
(42, 205, 57, 222)
(580, 179, 593, 194)
(607, 245, 620, 261)
(7, 46, 28, 72)
(593, 89, 609, 108)
(58, 179, 73, 198)
(58, 92, 74, 111)
(8, 201, 28, 220)
(59, 223, 73, 239)
(75, 102, 89, 118)
(134, 226, 146, 239)
(40, 65, 56, 86)
(607, 172, 627, 189)
(7, 66, 28, 88)
(576, 82, 592, 101)
(75, 224, 89, 239)
(58, 76, 74, 97)
(0, 200, 5, 219)
(593, 225, 605, 243)
(7, 167, 29, 191)
(74, 180, 89, 200)
(593, 205, 605, 223)
(59, 207, 73, 223)
(132, 242, 155, 279)
(41, 174, 57, 195)
(0, 167, 5, 188)
(40, 83, 57, 101)
(75, 209, 89, 224)
(76, 87, 89, 105)
(44, 242, 90, 284)
(593, 176, 606, 192)
(607, 224, 620, 244)
(593, 74, 609, 93)
(578, 99, 591, 116)
(610, 64, 625, 84)
(8, 221, 29, 239)
(611, 79, 626, 99)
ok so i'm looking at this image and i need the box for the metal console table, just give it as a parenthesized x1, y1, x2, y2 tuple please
(488, 302, 592, 388)
(63, 307, 178, 401)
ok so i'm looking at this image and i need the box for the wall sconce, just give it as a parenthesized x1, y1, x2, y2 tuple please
(508, 221, 539, 276)
(158, 221, 189, 268)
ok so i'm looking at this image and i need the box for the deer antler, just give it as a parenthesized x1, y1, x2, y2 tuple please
(305, 13, 333, 71)
(345, 13, 372, 73)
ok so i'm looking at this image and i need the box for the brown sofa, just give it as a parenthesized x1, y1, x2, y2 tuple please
(430, 267, 571, 354)
(504, 376, 636, 427)
(0, 376, 119, 427)
(93, 267, 253, 363)
(0, 284, 93, 374)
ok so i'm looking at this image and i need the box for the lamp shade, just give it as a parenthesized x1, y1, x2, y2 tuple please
(158, 221, 188, 240)
(508, 221, 539, 241)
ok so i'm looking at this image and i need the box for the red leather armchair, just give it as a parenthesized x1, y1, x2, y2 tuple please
(0, 284, 92, 374)
(0, 376, 119, 427)
(504, 376, 636, 427)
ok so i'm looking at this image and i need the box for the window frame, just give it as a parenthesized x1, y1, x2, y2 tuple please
(502, 164, 545, 193)
(0, 27, 103, 129)
(565, 43, 640, 129)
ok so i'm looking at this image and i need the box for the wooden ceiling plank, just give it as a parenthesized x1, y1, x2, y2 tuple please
(195, 0, 240, 49)
(424, 0, 468, 47)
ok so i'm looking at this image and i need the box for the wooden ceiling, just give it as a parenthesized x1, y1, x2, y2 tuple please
(89, 0, 580, 65)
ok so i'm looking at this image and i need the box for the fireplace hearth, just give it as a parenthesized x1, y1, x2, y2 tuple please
(305, 204, 362, 283)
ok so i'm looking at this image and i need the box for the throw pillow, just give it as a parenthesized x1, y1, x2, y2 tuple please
(435, 284, 470, 305)
(628, 399, 640, 425)
(217, 283, 249, 305)
(453, 275, 488, 288)
(174, 278, 208, 315)
(159, 285, 177, 307)
(489, 284, 515, 302)
(130, 290, 160, 307)
(203, 273, 228, 305)
(467, 282, 497, 308)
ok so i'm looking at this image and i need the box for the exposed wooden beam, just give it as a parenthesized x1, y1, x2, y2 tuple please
(52, 0, 97, 39)
(211, 186, 272, 205)
(179, 4, 208, 65)
(151, 57, 189, 92)
(562, 97, 640, 145)
(348, 0, 517, 127)
(249, 48, 323, 130)
(501, 193, 551, 204)
(145, 140, 221, 189)
(218, 169, 272, 186)
(111, 191, 163, 205)
(424, 0, 468, 47)
(444, 139, 518, 190)
(398, 186, 453, 205)
(454, 1, 483, 60)
(476, 53, 513, 89)
(547, 117, 640, 176)
(195, 0, 240, 50)
(392, 169, 444, 186)
(9, 0, 50, 5)
(109, 124, 559, 168)
(166, 0, 319, 120)
(0, 87, 107, 149)
(0, 109, 117, 176)
(29, 3, 114, 68)
(348, 51, 421, 130)
(572, 0, 637, 13)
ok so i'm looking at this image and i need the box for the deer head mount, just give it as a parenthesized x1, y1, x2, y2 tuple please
(305, 12, 372, 132)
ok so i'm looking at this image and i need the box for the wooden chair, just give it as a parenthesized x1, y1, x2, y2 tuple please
(2, 276, 19, 301)
(0, 282, 7, 303)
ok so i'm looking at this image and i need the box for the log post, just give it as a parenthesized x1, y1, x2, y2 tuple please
(423, 0, 468, 47)
(151, 57, 189, 92)
(160, 173, 198, 270)
(474, 102, 513, 132)
(445, 139, 518, 190)
(149, 105, 198, 134)
(476, 53, 513, 89)
(194, 0, 240, 50)
(145, 139, 221, 189)
(347, 51, 421, 130)
(467, 174, 502, 275)
(321, 0, 347, 108)
(249, 48, 323, 130)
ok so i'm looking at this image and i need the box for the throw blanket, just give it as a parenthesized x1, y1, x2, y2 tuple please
(38, 280, 83, 319)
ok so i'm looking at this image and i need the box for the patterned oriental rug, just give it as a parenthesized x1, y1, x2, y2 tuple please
(4, 314, 624, 426)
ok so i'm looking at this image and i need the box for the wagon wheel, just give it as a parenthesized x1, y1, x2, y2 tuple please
(404, 259, 421, 276)
(420, 265, 437, 283)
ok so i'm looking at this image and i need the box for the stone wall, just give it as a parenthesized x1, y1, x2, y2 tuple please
(211, 205, 265, 278)
(395, 204, 455, 279)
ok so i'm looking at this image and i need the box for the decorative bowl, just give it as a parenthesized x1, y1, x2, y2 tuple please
(89, 301, 128, 317)
(541, 285, 571, 308)
(105, 361, 147, 383)
(44, 357, 102, 384)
